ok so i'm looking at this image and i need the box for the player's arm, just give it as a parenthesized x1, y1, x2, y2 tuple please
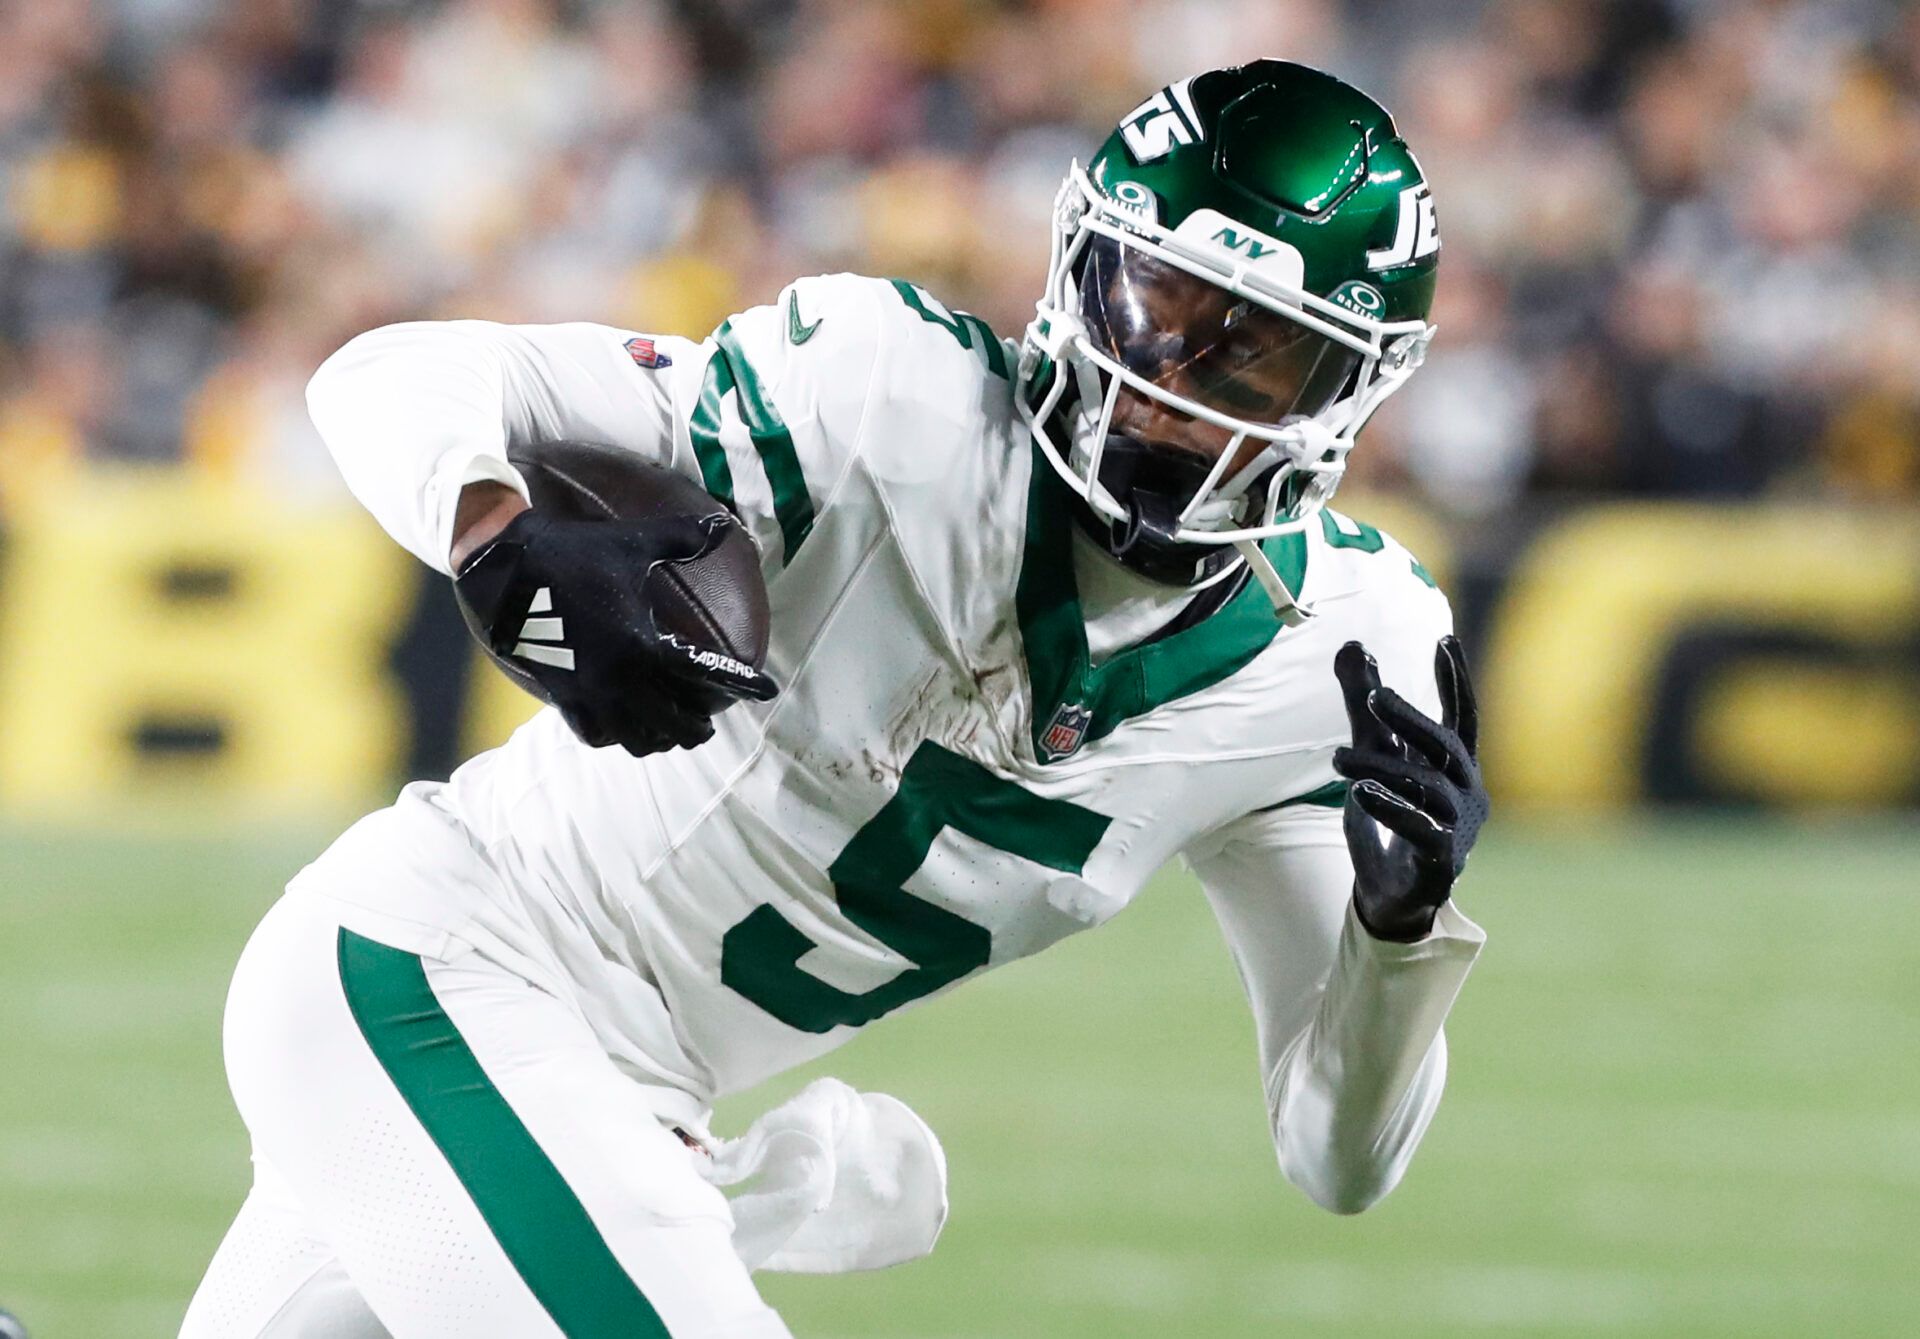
(449, 480, 532, 571)
(306, 318, 775, 753)
(309, 276, 883, 576)
(306, 319, 692, 574)
(1184, 638, 1489, 1214)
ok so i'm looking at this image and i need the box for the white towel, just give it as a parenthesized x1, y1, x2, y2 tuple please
(701, 1078, 949, 1274)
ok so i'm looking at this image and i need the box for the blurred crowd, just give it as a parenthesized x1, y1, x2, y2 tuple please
(1, 0, 1916, 518)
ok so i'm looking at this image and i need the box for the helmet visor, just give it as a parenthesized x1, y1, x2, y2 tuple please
(1077, 233, 1362, 428)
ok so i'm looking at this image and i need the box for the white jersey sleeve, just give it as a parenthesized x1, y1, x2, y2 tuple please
(306, 319, 694, 573)
(303, 275, 884, 576)
(1186, 804, 1483, 1214)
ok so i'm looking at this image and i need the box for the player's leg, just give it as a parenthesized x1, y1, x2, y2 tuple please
(217, 887, 788, 1338)
(179, 1151, 389, 1339)
(185, 890, 539, 1339)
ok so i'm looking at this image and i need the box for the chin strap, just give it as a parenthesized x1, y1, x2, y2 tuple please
(1114, 489, 1182, 556)
(1236, 537, 1314, 626)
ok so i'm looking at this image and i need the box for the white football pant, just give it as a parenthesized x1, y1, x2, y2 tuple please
(180, 888, 790, 1339)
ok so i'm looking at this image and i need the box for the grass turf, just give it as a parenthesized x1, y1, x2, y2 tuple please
(1, 818, 1916, 1337)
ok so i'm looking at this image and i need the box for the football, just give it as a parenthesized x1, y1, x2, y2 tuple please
(458, 439, 771, 703)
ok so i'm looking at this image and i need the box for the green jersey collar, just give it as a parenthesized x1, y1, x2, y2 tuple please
(1014, 446, 1307, 762)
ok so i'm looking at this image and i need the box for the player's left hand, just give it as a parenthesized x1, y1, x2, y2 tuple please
(1331, 636, 1489, 942)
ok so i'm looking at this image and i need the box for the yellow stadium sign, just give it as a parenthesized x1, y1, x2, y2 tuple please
(0, 472, 412, 813)
(1481, 505, 1920, 810)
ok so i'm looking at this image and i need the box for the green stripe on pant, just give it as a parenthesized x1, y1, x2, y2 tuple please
(336, 929, 673, 1338)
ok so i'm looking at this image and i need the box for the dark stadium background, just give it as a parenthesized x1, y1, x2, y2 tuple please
(1, 1, 1916, 1335)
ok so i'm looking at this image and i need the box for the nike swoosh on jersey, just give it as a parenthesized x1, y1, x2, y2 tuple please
(787, 290, 822, 345)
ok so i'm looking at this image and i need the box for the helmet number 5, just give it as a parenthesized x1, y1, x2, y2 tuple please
(719, 740, 1113, 1033)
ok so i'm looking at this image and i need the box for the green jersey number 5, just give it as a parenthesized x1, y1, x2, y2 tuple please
(720, 740, 1112, 1033)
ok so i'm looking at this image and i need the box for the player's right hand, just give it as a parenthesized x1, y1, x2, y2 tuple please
(455, 509, 778, 756)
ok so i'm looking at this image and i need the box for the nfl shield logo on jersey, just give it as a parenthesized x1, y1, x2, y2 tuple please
(1041, 703, 1092, 760)
(624, 336, 671, 369)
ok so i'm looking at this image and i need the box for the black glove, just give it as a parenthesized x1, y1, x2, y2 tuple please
(1331, 636, 1488, 942)
(457, 508, 778, 756)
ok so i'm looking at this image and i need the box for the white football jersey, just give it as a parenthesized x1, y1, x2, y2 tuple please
(303, 275, 1479, 1206)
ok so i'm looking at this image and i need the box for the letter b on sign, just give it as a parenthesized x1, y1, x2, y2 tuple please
(0, 474, 411, 810)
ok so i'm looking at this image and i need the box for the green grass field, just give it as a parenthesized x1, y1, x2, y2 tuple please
(2, 818, 1917, 1338)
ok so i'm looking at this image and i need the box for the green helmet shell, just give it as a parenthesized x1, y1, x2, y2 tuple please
(1016, 61, 1441, 620)
(1089, 61, 1438, 325)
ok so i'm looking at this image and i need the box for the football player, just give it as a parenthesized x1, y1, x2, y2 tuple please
(183, 60, 1488, 1339)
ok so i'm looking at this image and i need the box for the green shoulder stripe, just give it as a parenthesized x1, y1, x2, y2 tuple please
(688, 350, 737, 506)
(337, 930, 671, 1338)
(712, 320, 815, 563)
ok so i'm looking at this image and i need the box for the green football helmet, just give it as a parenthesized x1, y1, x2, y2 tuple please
(1016, 60, 1440, 622)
